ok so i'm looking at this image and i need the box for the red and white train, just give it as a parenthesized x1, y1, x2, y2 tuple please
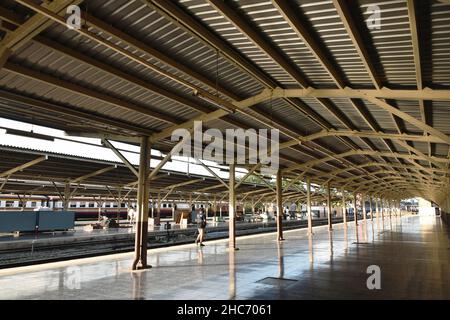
(0, 195, 237, 221)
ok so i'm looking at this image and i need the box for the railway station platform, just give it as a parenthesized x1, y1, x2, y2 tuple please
(0, 218, 338, 268)
(0, 214, 448, 300)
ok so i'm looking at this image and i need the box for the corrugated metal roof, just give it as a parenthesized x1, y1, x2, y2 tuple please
(0, 0, 448, 200)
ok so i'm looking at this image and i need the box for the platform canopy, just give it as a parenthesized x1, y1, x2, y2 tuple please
(0, 144, 286, 202)
(0, 0, 449, 208)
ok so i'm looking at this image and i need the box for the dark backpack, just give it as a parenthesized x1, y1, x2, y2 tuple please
(198, 213, 206, 228)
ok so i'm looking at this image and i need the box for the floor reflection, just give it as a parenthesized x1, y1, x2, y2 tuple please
(1, 215, 449, 300)
(131, 271, 146, 300)
(277, 242, 284, 279)
(363, 221, 368, 243)
(328, 230, 334, 260)
(308, 234, 314, 265)
(228, 250, 236, 300)
(197, 248, 204, 265)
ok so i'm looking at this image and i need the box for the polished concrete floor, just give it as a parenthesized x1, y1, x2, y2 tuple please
(0, 214, 449, 300)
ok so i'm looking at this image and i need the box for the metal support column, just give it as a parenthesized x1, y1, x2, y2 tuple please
(117, 189, 122, 226)
(307, 176, 313, 235)
(276, 169, 284, 241)
(327, 181, 332, 230)
(63, 182, 70, 211)
(132, 136, 151, 270)
(369, 196, 373, 221)
(157, 192, 161, 222)
(353, 193, 358, 226)
(342, 188, 347, 226)
(386, 199, 389, 219)
(375, 198, 379, 220)
(362, 193, 367, 222)
(229, 163, 237, 250)
(172, 199, 175, 221)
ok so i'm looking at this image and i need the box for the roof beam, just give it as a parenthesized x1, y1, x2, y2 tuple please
(272, 0, 345, 88)
(0, 45, 11, 69)
(298, 130, 447, 144)
(0, 175, 10, 192)
(0, 155, 47, 178)
(334, 169, 443, 186)
(331, 0, 410, 169)
(315, 162, 448, 179)
(207, 0, 309, 87)
(252, 172, 276, 193)
(11, 0, 301, 161)
(147, 133, 191, 181)
(0, 6, 24, 25)
(71, 166, 117, 184)
(147, 0, 277, 88)
(196, 159, 229, 190)
(0, 0, 82, 52)
(364, 96, 450, 145)
(252, 88, 450, 102)
(407, 0, 432, 166)
(101, 139, 139, 178)
(235, 163, 261, 189)
(12, 0, 444, 192)
(145, 1, 353, 153)
(205, 0, 368, 161)
(0, 17, 299, 160)
(149, 88, 282, 142)
(332, 0, 382, 89)
(33, 35, 211, 115)
(13, 0, 238, 119)
(164, 179, 202, 191)
(283, 172, 307, 192)
(3, 62, 177, 125)
(407, 0, 423, 91)
(65, 132, 141, 144)
(196, 184, 225, 193)
(179, 2, 346, 152)
(0, 90, 153, 136)
(284, 150, 449, 174)
(81, 11, 238, 101)
(226, 88, 450, 145)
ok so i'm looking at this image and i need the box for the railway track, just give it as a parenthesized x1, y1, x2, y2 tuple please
(0, 217, 347, 269)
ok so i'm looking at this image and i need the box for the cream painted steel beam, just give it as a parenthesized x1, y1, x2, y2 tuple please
(284, 150, 449, 174)
(147, 133, 191, 181)
(0, 155, 47, 178)
(102, 139, 139, 178)
(71, 166, 117, 184)
(297, 130, 447, 145)
(196, 159, 229, 190)
(1, 0, 82, 52)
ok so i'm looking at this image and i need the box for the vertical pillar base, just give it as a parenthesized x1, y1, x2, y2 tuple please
(276, 169, 284, 241)
(132, 136, 151, 271)
(229, 163, 237, 250)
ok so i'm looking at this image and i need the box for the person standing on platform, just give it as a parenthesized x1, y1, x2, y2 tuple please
(195, 209, 207, 246)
